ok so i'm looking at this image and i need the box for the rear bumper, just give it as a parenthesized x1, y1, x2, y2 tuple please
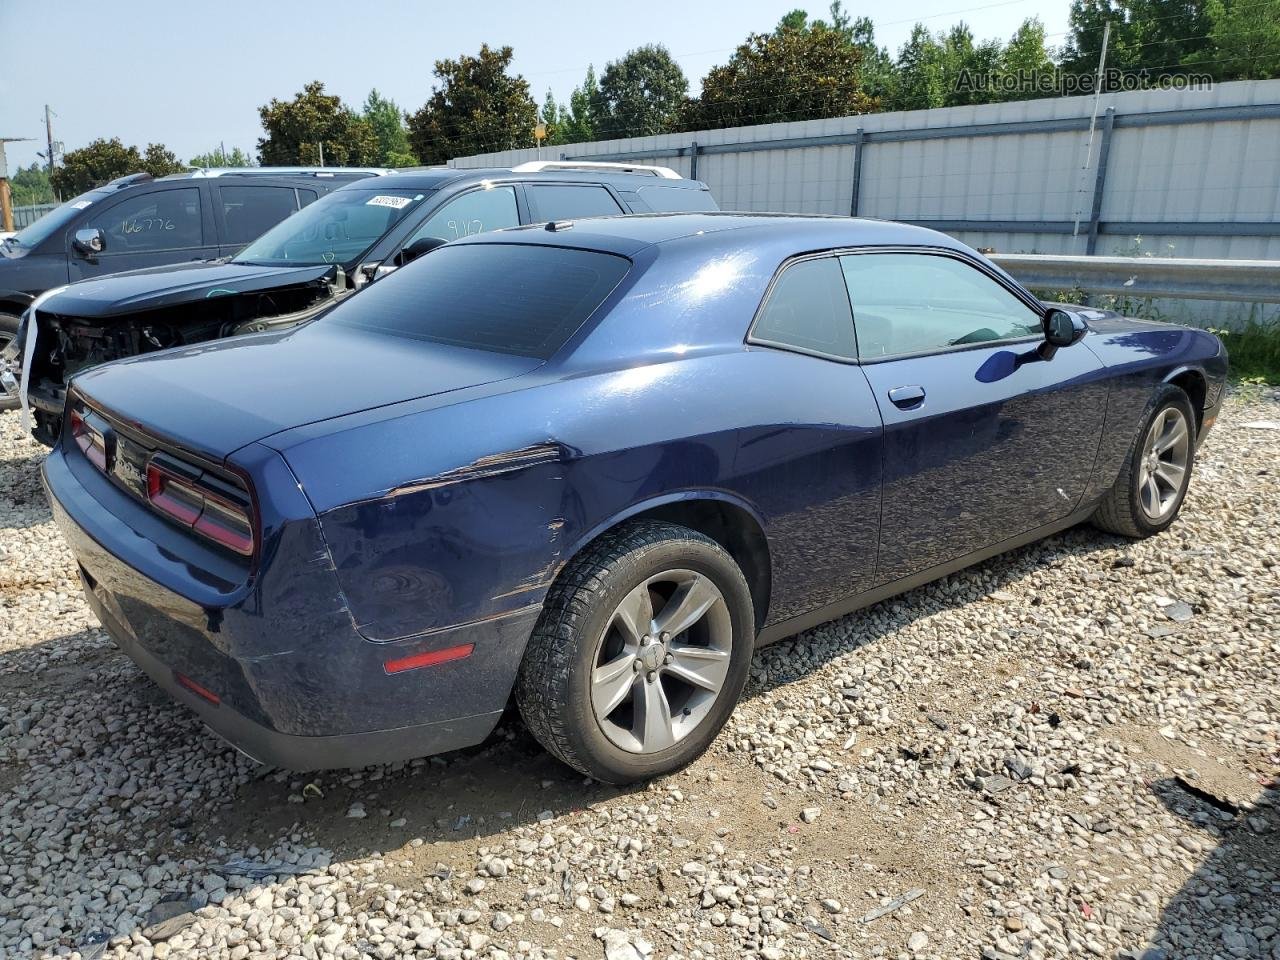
(42, 443, 540, 770)
(82, 580, 502, 769)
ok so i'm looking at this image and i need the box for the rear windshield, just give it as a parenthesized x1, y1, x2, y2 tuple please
(327, 243, 630, 360)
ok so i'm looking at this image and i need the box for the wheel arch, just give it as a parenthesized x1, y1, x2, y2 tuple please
(557, 491, 773, 631)
(1163, 365, 1207, 431)
(0, 290, 35, 319)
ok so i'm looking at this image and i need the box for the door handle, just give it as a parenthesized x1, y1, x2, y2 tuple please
(888, 385, 926, 409)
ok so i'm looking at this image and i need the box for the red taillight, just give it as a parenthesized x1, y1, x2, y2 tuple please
(69, 410, 107, 471)
(146, 461, 255, 557)
(383, 643, 475, 675)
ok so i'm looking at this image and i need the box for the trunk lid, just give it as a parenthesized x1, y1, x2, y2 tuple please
(71, 321, 541, 460)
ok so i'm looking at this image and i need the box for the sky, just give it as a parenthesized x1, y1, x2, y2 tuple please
(0, 0, 1068, 173)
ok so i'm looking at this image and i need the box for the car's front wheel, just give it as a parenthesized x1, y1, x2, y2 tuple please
(0, 312, 22, 412)
(1092, 385, 1197, 538)
(516, 520, 754, 784)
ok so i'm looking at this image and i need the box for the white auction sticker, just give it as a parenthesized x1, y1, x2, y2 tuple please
(366, 195, 412, 209)
(71, 200, 94, 209)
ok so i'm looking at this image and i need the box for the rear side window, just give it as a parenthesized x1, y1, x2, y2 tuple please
(634, 185, 719, 212)
(329, 244, 630, 360)
(218, 186, 299, 245)
(527, 184, 623, 221)
(408, 186, 520, 244)
(751, 257, 857, 360)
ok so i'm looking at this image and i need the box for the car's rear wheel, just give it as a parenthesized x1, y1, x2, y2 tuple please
(516, 520, 754, 784)
(0, 312, 22, 412)
(1092, 385, 1196, 538)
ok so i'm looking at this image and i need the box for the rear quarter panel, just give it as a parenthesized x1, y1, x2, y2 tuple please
(278, 348, 883, 644)
(1081, 317, 1227, 502)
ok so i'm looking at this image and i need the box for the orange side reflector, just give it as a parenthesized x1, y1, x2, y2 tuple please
(384, 643, 475, 675)
(174, 671, 221, 705)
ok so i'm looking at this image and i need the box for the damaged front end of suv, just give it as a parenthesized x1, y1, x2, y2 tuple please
(11, 179, 438, 445)
(17, 263, 350, 444)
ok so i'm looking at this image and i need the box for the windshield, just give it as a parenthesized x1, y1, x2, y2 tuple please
(234, 187, 431, 267)
(327, 243, 631, 360)
(6, 190, 108, 250)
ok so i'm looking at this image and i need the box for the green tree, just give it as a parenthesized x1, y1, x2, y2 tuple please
(188, 146, 255, 168)
(893, 24, 947, 110)
(939, 23, 1004, 106)
(142, 143, 185, 176)
(1061, 0, 1212, 83)
(592, 45, 688, 140)
(1201, 0, 1280, 78)
(362, 89, 418, 166)
(997, 18, 1056, 100)
(407, 44, 537, 164)
(10, 162, 55, 205)
(562, 66, 600, 143)
(849, 15, 899, 108)
(540, 89, 564, 145)
(686, 20, 875, 130)
(257, 81, 379, 167)
(49, 137, 185, 196)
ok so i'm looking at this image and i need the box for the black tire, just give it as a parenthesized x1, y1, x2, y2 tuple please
(1091, 384, 1197, 538)
(0, 312, 21, 412)
(516, 520, 755, 784)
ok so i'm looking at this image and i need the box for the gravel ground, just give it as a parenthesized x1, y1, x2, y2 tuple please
(1, 391, 1277, 960)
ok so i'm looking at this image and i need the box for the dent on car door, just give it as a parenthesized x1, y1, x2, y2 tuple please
(842, 251, 1109, 583)
(68, 186, 215, 281)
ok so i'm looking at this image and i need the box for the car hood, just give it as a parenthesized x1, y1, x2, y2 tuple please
(72, 321, 541, 461)
(38, 261, 337, 319)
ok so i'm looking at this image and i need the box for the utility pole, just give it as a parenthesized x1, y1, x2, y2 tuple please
(1072, 20, 1111, 249)
(317, 141, 325, 166)
(44, 105, 56, 175)
(0, 138, 34, 234)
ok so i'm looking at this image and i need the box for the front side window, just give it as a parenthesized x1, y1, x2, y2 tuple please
(407, 186, 520, 245)
(527, 184, 623, 221)
(751, 256, 858, 361)
(327, 243, 629, 360)
(234, 187, 430, 268)
(841, 252, 1042, 360)
(218, 186, 298, 245)
(86, 188, 203, 253)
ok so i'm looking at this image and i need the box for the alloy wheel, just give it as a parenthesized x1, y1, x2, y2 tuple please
(1137, 405, 1191, 521)
(590, 569, 733, 754)
(0, 332, 18, 404)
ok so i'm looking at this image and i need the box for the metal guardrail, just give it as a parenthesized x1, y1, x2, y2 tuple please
(989, 253, 1280, 303)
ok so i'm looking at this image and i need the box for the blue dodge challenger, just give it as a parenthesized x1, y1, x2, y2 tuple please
(42, 213, 1227, 783)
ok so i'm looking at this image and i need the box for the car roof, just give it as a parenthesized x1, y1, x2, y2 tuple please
(331, 166, 712, 193)
(450, 212, 971, 258)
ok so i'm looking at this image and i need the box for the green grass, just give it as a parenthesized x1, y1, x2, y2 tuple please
(1210, 319, 1280, 385)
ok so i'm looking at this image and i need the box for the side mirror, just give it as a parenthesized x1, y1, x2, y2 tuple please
(1040, 307, 1087, 358)
(73, 227, 105, 257)
(400, 235, 446, 264)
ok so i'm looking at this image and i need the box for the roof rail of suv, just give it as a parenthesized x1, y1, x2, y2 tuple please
(509, 160, 682, 180)
(179, 166, 395, 179)
(105, 172, 156, 189)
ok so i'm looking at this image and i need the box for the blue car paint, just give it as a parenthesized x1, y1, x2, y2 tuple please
(42, 214, 1228, 770)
